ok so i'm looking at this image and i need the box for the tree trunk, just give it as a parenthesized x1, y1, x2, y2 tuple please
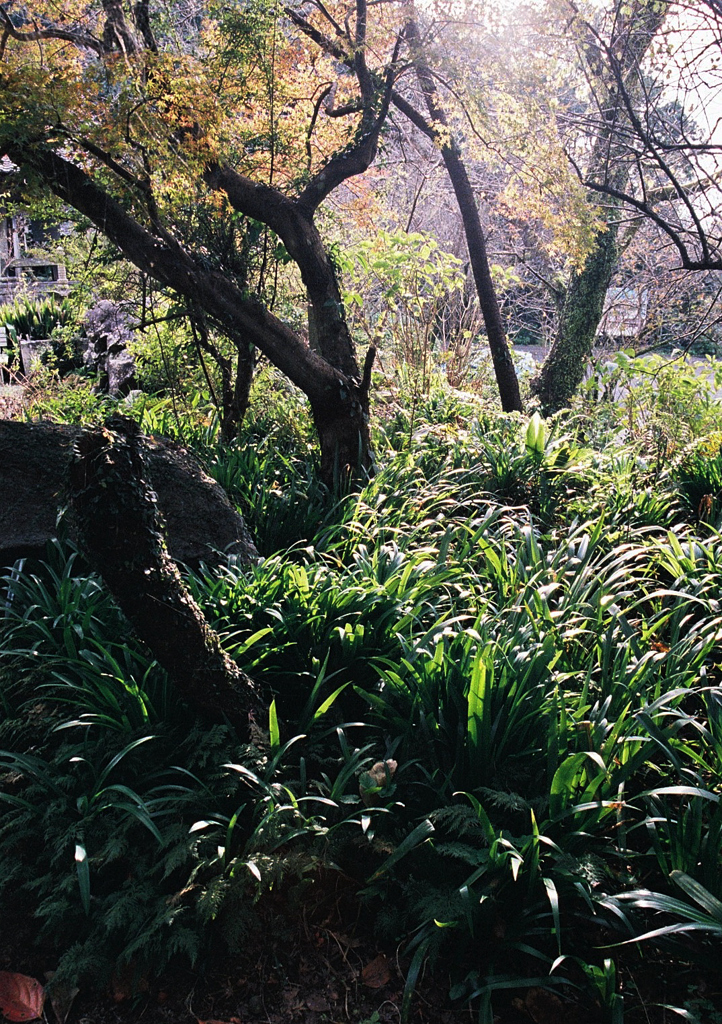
(532, 0, 667, 412)
(396, 22, 522, 414)
(68, 415, 266, 735)
(531, 218, 620, 413)
(285, 8, 523, 412)
(440, 148, 522, 413)
(217, 341, 255, 443)
(229, 340, 255, 438)
(311, 345, 375, 485)
(11, 146, 373, 488)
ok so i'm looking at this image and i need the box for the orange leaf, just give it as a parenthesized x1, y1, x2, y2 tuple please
(361, 954, 391, 989)
(0, 972, 45, 1022)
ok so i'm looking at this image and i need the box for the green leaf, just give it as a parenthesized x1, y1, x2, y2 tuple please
(269, 699, 280, 752)
(366, 819, 435, 882)
(75, 842, 90, 916)
(671, 871, 722, 922)
(525, 412, 546, 456)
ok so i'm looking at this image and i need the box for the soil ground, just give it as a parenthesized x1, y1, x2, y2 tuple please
(1, 879, 716, 1024)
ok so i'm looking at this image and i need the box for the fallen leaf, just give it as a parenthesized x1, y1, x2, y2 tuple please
(196, 1019, 242, 1024)
(361, 954, 391, 989)
(0, 972, 45, 1022)
(282, 985, 300, 1008)
(525, 986, 565, 1024)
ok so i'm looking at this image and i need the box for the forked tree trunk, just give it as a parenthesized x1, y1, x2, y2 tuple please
(533, 0, 666, 412)
(68, 415, 266, 735)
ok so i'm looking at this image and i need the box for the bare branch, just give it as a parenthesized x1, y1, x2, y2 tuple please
(0, 5, 105, 54)
(296, 30, 402, 211)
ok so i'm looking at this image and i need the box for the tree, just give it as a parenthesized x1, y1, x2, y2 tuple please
(68, 414, 265, 734)
(530, 0, 670, 411)
(0, 0, 405, 483)
(431, 0, 722, 408)
(565, 0, 722, 271)
(287, 1, 523, 412)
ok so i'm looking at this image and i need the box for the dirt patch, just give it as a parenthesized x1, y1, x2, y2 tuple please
(0, 384, 25, 419)
(0, 879, 478, 1024)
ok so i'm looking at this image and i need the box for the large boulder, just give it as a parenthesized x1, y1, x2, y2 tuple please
(0, 420, 258, 567)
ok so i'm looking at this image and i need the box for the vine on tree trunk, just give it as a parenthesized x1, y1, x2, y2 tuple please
(68, 415, 266, 735)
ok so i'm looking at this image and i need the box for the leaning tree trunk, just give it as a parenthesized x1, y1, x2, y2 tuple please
(440, 146, 522, 413)
(531, 218, 619, 413)
(68, 415, 266, 735)
(10, 144, 376, 494)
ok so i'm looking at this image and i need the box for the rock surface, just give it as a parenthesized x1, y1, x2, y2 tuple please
(0, 420, 258, 567)
(82, 301, 137, 395)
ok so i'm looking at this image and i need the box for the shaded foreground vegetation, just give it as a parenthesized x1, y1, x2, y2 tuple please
(2, 371, 722, 1022)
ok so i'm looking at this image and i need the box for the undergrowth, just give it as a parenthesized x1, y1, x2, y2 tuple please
(2, 371, 722, 1022)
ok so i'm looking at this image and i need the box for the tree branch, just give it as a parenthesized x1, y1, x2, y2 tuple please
(0, 5, 105, 54)
(11, 145, 341, 398)
(568, 151, 722, 270)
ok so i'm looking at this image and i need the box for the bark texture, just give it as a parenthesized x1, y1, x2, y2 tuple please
(67, 416, 265, 733)
(531, 219, 619, 412)
(532, 0, 667, 411)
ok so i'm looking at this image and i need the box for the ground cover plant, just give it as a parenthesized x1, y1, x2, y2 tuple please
(2, 369, 722, 1022)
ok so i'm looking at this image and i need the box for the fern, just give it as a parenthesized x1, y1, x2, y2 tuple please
(429, 841, 488, 867)
(429, 804, 493, 840)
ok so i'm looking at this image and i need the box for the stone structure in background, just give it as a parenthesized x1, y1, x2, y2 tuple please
(0, 208, 70, 303)
(82, 301, 137, 395)
(597, 287, 650, 345)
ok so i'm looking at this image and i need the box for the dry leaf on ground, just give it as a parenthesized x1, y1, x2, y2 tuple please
(361, 954, 391, 989)
(525, 986, 565, 1024)
(0, 972, 45, 1022)
(196, 1018, 242, 1024)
